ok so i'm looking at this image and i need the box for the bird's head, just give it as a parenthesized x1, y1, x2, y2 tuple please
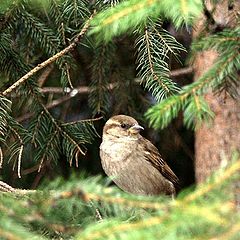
(103, 115, 144, 140)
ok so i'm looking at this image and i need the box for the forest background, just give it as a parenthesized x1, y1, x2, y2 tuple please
(0, 0, 239, 239)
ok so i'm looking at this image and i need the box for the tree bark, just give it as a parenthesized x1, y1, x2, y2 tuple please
(193, 0, 240, 183)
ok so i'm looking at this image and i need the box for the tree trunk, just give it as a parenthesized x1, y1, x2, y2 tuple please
(193, 0, 240, 183)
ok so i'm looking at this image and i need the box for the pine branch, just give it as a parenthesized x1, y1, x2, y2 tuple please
(16, 9, 60, 57)
(0, 156, 239, 239)
(17, 93, 78, 122)
(20, 77, 98, 171)
(62, 116, 103, 126)
(2, 12, 95, 97)
(135, 19, 184, 101)
(16, 84, 115, 123)
(89, 0, 203, 42)
(192, 26, 240, 98)
(170, 66, 193, 78)
(62, 0, 90, 27)
(192, 27, 240, 52)
(38, 65, 192, 94)
(0, 32, 32, 85)
(34, 105, 85, 171)
(0, 96, 12, 143)
(46, 1, 77, 88)
(7, 1, 81, 89)
(76, 159, 240, 239)
(8, 125, 24, 178)
(78, 215, 168, 240)
(145, 41, 239, 129)
(1, 87, 35, 177)
(179, 158, 240, 203)
(14, 64, 192, 123)
(89, 43, 116, 114)
(0, 180, 35, 194)
(28, 98, 99, 170)
(183, 94, 214, 130)
(9, 66, 191, 97)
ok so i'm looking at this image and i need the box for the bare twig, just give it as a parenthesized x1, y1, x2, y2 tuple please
(62, 116, 103, 126)
(0, 180, 35, 194)
(15, 66, 192, 123)
(16, 85, 115, 122)
(95, 207, 103, 222)
(21, 164, 44, 175)
(16, 95, 74, 122)
(0, 181, 16, 193)
(38, 65, 54, 87)
(40, 86, 91, 94)
(170, 67, 193, 78)
(31, 166, 46, 189)
(39, 67, 192, 95)
(40, 83, 116, 94)
(11, 66, 192, 97)
(2, 12, 95, 96)
(0, 147, 3, 168)
(8, 126, 24, 178)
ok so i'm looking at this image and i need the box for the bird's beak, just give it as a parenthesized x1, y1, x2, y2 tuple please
(128, 124, 144, 134)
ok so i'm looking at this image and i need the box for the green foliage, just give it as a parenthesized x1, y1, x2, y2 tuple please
(145, 95, 184, 129)
(0, 32, 30, 84)
(192, 27, 240, 98)
(183, 94, 214, 129)
(146, 25, 240, 129)
(0, 0, 101, 179)
(62, 0, 90, 27)
(28, 109, 99, 171)
(61, 120, 99, 164)
(0, 1, 239, 239)
(0, 96, 31, 177)
(89, 0, 203, 42)
(29, 110, 61, 168)
(16, 9, 61, 57)
(0, 157, 239, 239)
(89, 43, 116, 114)
(0, 0, 17, 14)
(145, 85, 216, 130)
(135, 19, 184, 101)
(0, 96, 11, 144)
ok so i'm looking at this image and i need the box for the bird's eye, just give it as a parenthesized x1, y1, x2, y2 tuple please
(120, 123, 127, 129)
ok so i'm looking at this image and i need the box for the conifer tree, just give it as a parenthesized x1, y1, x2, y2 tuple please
(0, 0, 239, 239)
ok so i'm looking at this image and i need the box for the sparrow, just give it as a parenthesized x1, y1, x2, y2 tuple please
(100, 115, 179, 196)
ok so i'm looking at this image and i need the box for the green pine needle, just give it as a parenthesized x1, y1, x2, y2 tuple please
(89, 0, 202, 42)
(135, 19, 185, 101)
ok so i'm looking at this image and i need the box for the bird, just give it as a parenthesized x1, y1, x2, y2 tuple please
(99, 115, 179, 196)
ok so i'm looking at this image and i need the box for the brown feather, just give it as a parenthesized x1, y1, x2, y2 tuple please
(100, 115, 180, 195)
(140, 137, 180, 190)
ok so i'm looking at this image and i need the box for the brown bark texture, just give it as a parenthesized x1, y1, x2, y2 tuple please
(193, 0, 240, 183)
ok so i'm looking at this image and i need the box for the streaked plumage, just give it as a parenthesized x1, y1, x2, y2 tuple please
(100, 115, 179, 195)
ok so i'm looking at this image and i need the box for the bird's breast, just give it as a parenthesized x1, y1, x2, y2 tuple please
(100, 140, 135, 184)
(100, 139, 134, 164)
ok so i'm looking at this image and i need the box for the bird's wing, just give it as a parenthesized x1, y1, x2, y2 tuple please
(140, 137, 180, 189)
